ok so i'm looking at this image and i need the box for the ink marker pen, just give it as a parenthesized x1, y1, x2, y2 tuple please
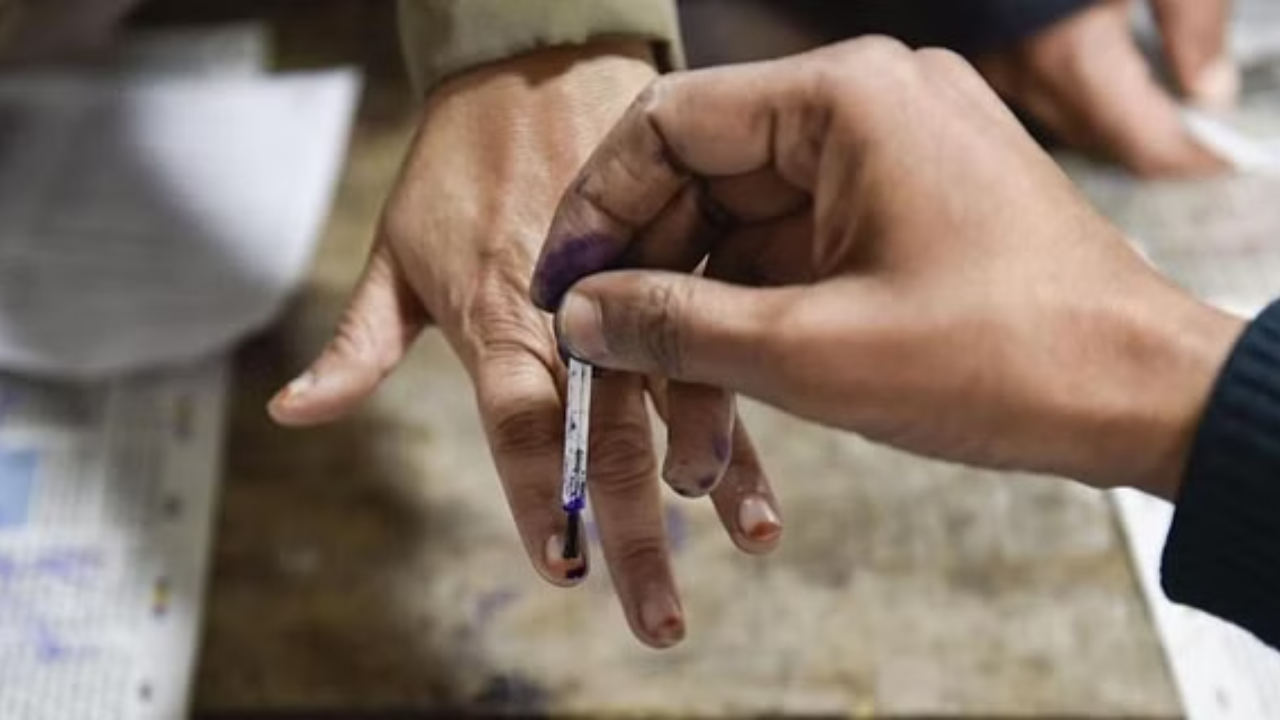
(560, 357, 593, 561)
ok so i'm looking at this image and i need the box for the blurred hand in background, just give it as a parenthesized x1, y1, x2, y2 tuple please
(976, 0, 1234, 177)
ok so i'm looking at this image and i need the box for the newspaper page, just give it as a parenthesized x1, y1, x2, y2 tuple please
(0, 360, 228, 720)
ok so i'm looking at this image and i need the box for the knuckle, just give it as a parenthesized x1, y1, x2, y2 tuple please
(624, 279, 691, 377)
(633, 77, 668, 125)
(915, 47, 974, 77)
(331, 311, 386, 372)
(817, 36, 916, 91)
(589, 422, 657, 493)
(473, 283, 551, 362)
(609, 535, 667, 572)
(486, 402, 561, 459)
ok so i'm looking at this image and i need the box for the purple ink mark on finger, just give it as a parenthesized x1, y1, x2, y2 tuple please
(665, 503, 688, 553)
(698, 474, 718, 492)
(565, 565, 587, 581)
(712, 434, 730, 464)
(532, 234, 625, 311)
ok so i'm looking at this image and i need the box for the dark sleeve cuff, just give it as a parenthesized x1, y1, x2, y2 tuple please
(1161, 299, 1280, 649)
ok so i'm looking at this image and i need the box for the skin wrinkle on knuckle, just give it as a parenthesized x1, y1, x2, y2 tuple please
(626, 280, 689, 378)
(608, 536, 668, 577)
(486, 403, 561, 459)
(331, 309, 393, 377)
(590, 423, 657, 493)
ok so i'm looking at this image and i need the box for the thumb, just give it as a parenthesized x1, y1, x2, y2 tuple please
(1151, 0, 1238, 110)
(268, 243, 430, 426)
(556, 270, 797, 391)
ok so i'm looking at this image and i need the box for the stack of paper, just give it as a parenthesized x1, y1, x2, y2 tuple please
(0, 23, 360, 719)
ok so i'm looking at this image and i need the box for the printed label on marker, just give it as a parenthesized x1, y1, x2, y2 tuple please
(561, 359, 593, 511)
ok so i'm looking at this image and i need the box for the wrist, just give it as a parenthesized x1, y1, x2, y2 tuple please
(422, 41, 658, 145)
(1084, 279, 1245, 500)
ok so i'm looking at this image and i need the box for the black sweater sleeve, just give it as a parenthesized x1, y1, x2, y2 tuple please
(1162, 299, 1280, 650)
(779, 0, 1093, 55)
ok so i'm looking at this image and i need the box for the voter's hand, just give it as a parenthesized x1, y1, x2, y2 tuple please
(976, 0, 1233, 177)
(268, 44, 782, 649)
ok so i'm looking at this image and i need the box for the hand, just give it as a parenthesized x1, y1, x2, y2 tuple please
(532, 39, 1245, 502)
(975, 0, 1233, 177)
(268, 43, 783, 648)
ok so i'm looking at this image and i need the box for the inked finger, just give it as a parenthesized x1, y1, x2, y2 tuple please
(587, 371, 685, 648)
(476, 355, 588, 586)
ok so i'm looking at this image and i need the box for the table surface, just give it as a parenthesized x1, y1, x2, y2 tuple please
(165, 2, 1182, 716)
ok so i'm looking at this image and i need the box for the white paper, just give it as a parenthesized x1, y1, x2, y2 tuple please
(109, 23, 269, 77)
(1112, 491, 1280, 720)
(0, 68, 360, 378)
(0, 358, 228, 720)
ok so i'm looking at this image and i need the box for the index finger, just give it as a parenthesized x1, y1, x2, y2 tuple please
(529, 58, 809, 311)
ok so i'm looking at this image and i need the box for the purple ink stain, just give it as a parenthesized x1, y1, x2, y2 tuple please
(665, 503, 688, 553)
(34, 549, 101, 584)
(698, 474, 718, 492)
(565, 565, 587, 581)
(34, 622, 69, 663)
(532, 233, 625, 311)
(474, 588, 519, 627)
(712, 434, 731, 464)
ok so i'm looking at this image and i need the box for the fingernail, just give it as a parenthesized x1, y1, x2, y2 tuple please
(738, 495, 782, 543)
(273, 371, 316, 407)
(1191, 55, 1240, 112)
(639, 591, 685, 647)
(544, 534, 586, 581)
(557, 292, 606, 361)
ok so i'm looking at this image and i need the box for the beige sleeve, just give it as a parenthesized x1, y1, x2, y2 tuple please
(397, 0, 684, 96)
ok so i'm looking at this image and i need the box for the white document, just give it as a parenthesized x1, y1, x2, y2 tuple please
(1113, 491, 1280, 720)
(0, 67, 360, 377)
(0, 358, 228, 720)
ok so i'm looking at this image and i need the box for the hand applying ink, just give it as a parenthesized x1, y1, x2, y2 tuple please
(533, 38, 1241, 502)
(267, 42, 783, 649)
